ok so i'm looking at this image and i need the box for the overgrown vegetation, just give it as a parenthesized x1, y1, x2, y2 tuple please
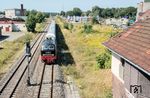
(109, 32, 119, 38)
(63, 22, 74, 31)
(92, 16, 99, 24)
(0, 33, 36, 76)
(35, 23, 46, 33)
(96, 50, 111, 69)
(26, 10, 47, 32)
(56, 17, 122, 98)
(63, 22, 69, 29)
(83, 24, 93, 33)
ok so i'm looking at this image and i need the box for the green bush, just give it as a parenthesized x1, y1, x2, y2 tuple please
(64, 22, 69, 29)
(24, 33, 33, 43)
(92, 17, 99, 24)
(109, 32, 118, 38)
(96, 51, 111, 69)
(105, 91, 113, 98)
(83, 24, 93, 33)
(69, 23, 73, 30)
(35, 23, 45, 33)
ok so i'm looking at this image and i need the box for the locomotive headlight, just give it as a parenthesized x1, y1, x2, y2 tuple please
(41, 46, 44, 50)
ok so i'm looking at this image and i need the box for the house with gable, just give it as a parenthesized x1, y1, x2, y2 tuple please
(103, 0, 150, 98)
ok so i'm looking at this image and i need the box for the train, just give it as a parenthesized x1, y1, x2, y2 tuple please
(41, 20, 57, 64)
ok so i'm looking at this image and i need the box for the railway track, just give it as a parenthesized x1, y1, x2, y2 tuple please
(37, 64, 54, 98)
(0, 25, 49, 98)
(19, 62, 65, 98)
(35, 64, 64, 98)
(0, 22, 65, 98)
(37, 63, 46, 98)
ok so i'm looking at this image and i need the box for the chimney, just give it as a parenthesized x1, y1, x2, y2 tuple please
(21, 4, 24, 16)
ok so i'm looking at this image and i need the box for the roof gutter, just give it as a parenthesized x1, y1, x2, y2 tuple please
(104, 45, 150, 76)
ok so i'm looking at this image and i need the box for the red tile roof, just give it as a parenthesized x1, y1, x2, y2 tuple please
(104, 18, 150, 74)
(0, 17, 25, 24)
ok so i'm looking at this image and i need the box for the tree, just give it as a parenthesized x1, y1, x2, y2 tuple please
(25, 10, 30, 16)
(30, 10, 38, 15)
(43, 12, 50, 18)
(86, 10, 91, 16)
(125, 7, 137, 18)
(60, 11, 65, 16)
(72, 7, 82, 16)
(26, 14, 36, 32)
(92, 6, 103, 17)
(66, 11, 74, 16)
(36, 12, 45, 23)
(87, 6, 137, 19)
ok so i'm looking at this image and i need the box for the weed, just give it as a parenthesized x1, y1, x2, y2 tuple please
(64, 22, 69, 29)
(96, 51, 111, 69)
(35, 23, 46, 33)
(83, 24, 93, 33)
(56, 17, 120, 98)
(0, 33, 36, 73)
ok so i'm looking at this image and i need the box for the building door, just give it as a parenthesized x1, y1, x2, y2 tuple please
(5, 27, 9, 32)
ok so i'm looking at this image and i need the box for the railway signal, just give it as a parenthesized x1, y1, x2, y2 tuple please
(26, 41, 31, 86)
(26, 41, 31, 57)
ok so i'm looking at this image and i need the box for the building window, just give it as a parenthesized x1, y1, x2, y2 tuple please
(119, 58, 125, 81)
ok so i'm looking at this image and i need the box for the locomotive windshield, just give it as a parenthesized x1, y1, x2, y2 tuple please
(42, 40, 55, 50)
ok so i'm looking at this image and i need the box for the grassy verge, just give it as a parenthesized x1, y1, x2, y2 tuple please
(0, 33, 36, 78)
(35, 22, 46, 33)
(56, 17, 122, 98)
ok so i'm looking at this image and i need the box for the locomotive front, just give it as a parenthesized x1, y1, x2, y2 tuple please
(41, 21, 57, 64)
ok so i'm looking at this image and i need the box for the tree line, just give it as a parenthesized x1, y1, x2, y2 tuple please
(60, 6, 137, 19)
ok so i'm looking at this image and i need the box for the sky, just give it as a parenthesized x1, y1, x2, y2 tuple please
(0, 0, 143, 12)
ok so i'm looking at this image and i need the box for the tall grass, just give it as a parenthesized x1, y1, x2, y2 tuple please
(56, 17, 121, 98)
(35, 23, 46, 33)
(0, 33, 35, 72)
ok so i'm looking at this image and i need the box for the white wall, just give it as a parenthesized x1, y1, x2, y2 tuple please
(0, 24, 12, 32)
(111, 52, 124, 82)
(143, 2, 150, 12)
(0, 23, 26, 32)
(12, 23, 27, 32)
